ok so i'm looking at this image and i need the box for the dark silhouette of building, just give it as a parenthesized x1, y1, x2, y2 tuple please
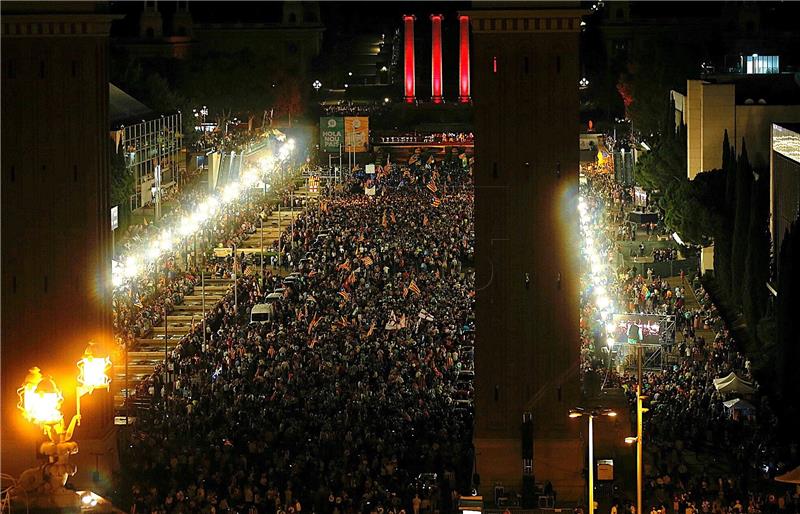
(1, 0, 116, 486)
(466, 6, 584, 502)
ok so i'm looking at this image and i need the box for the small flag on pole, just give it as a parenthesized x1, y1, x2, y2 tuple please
(361, 255, 374, 267)
(338, 261, 351, 271)
(431, 197, 441, 208)
(308, 313, 320, 335)
(408, 280, 421, 296)
(427, 181, 438, 194)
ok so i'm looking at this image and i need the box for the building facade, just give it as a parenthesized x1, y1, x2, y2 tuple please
(770, 123, 800, 269)
(1, 1, 116, 485)
(682, 75, 800, 179)
(467, 7, 584, 502)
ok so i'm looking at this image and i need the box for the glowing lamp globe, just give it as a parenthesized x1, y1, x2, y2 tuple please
(17, 367, 64, 427)
(77, 345, 111, 393)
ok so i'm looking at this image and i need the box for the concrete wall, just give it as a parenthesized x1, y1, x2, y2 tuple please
(699, 83, 736, 174)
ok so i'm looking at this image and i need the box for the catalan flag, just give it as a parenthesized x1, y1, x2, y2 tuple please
(431, 197, 441, 208)
(402, 286, 409, 299)
(338, 261, 351, 271)
(346, 271, 357, 287)
(308, 314, 319, 335)
(427, 181, 438, 194)
(366, 320, 376, 337)
(338, 290, 351, 302)
(408, 280, 421, 296)
(361, 255, 374, 267)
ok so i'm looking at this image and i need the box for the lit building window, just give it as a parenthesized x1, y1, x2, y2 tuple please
(746, 54, 779, 74)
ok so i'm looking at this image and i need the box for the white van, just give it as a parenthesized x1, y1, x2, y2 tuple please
(250, 303, 274, 324)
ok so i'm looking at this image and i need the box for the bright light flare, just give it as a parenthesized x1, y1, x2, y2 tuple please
(77, 345, 112, 393)
(17, 367, 64, 427)
(112, 134, 295, 289)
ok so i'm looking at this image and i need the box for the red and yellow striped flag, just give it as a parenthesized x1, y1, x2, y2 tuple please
(307, 313, 320, 335)
(408, 280, 421, 296)
(431, 197, 441, 208)
(338, 290, 351, 302)
(427, 181, 438, 194)
(338, 261, 351, 271)
(366, 320, 376, 337)
(361, 255, 374, 267)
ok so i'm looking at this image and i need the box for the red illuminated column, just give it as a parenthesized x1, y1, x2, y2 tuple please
(430, 14, 444, 103)
(458, 15, 471, 103)
(403, 15, 416, 103)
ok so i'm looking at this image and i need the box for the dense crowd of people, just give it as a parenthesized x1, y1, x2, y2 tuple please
(579, 170, 798, 514)
(113, 167, 299, 354)
(118, 157, 477, 514)
(652, 248, 678, 262)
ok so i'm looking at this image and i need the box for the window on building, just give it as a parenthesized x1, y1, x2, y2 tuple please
(746, 54, 779, 74)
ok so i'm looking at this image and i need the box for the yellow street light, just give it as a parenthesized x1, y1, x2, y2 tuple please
(77, 344, 112, 393)
(17, 367, 64, 428)
(76, 342, 112, 425)
(570, 407, 617, 514)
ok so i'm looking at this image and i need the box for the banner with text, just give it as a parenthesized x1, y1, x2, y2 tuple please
(320, 117, 344, 152)
(344, 116, 369, 153)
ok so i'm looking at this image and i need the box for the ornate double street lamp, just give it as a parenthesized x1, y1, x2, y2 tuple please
(10, 342, 112, 510)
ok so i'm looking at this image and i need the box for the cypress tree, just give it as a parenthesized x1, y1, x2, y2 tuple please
(716, 130, 734, 293)
(723, 130, 736, 214)
(742, 170, 769, 347)
(730, 140, 752, 307)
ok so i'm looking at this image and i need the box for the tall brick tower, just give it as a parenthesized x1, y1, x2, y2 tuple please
(466, 7, 585, 502)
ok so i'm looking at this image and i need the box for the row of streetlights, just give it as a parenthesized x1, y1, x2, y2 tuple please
(577, 190, 645, 514)
(112, 138, 296, 289)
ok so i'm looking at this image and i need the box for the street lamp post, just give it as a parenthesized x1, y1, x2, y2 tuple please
(570, 407, 617, 514)
(11, 344, 112, 509)
(625, 346, 647, 514)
